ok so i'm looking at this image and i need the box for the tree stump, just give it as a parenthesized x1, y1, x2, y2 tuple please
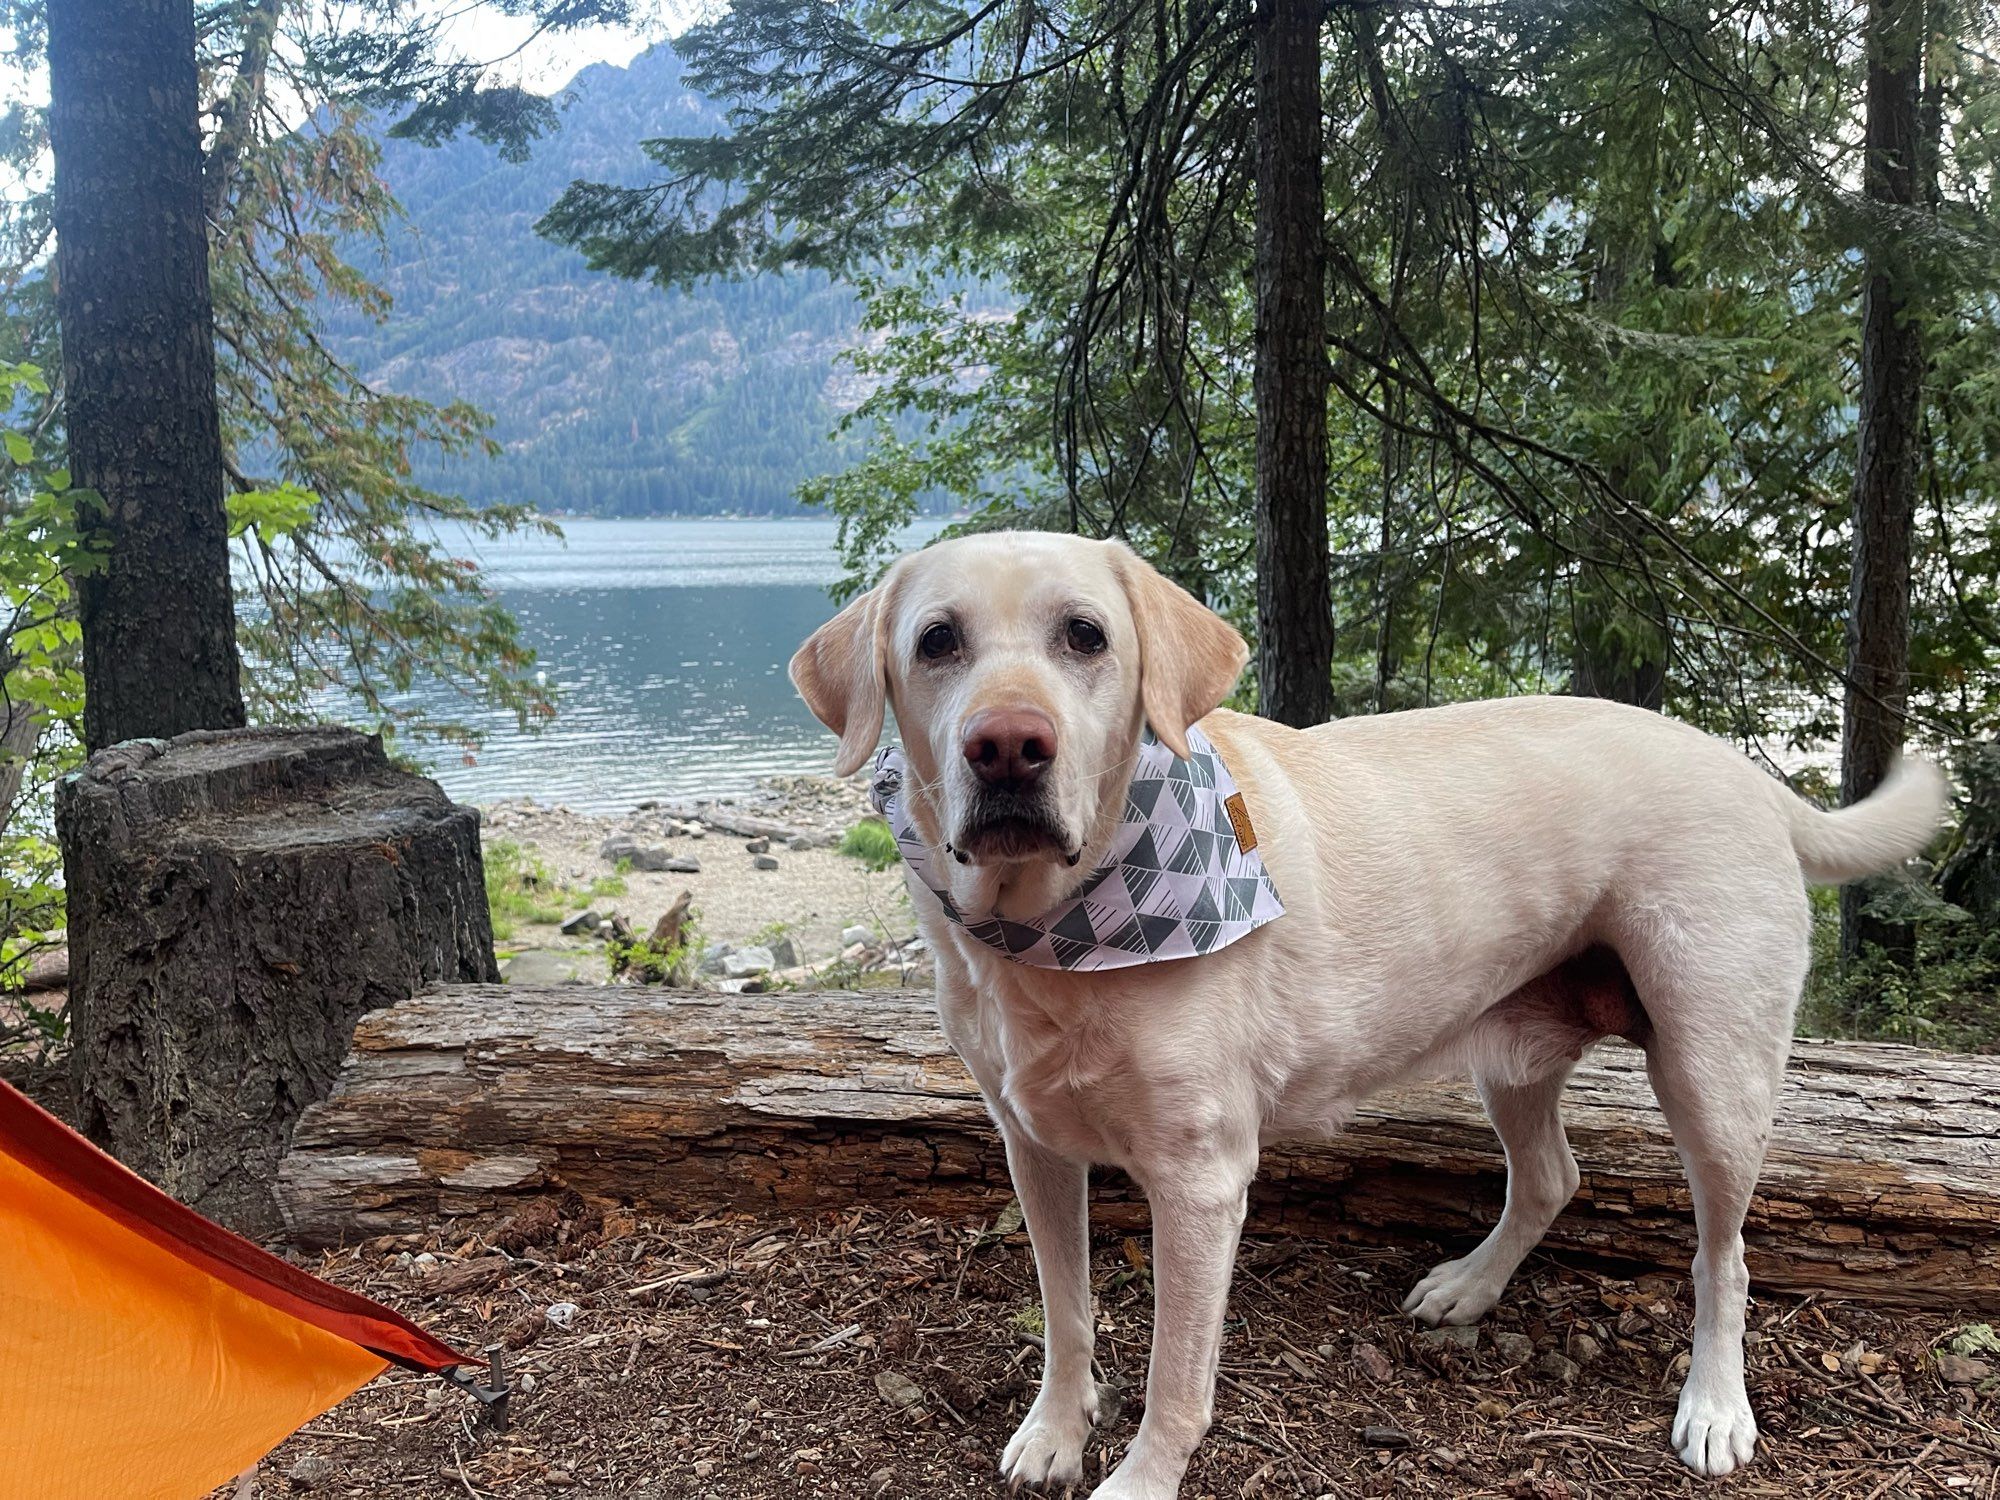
(57, 726, 498, 1235)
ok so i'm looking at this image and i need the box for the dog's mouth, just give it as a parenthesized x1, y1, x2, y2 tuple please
(952, 795, 1075, 865)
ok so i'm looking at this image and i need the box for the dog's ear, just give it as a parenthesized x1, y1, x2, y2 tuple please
(791, 578, 891, 777)
(1110, 541, 1248, 759)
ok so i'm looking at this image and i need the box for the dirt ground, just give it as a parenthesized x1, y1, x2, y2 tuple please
(240, 1202, 2000, 1499)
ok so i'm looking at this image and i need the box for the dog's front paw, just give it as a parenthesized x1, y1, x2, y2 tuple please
(1084, 1452, 1180, 1500)
(1001, 1385, 1099, 1491)
(1085, 1476, 1168, 1500)
(1401, 1254, 1506, 1327)
(1671, 1378, 1759, 1477)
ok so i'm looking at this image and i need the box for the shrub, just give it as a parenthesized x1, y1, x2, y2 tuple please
(609, 914, 700, 986)
(1798, 748, 2000, 1053)
(483, 839, 570, 940)
(839, 817, 899, 873)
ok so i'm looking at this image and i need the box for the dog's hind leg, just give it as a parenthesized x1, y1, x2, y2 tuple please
(1405, 943, 1649, 1327)
(1644, 1004, 1789, 1477)
(1403, 1061, 1578, 1327)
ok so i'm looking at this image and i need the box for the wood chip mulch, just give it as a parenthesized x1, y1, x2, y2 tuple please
(244, 1201, 2000, 1498)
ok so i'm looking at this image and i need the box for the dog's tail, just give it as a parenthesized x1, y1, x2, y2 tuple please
(1784, 756, 1951, 885)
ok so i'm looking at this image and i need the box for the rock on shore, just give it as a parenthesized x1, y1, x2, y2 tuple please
(482, 774, 910, 985)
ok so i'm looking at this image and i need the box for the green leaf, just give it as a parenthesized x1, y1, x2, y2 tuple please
(225, 482, 321, 538)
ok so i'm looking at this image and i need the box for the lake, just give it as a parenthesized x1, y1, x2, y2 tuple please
(401, 517, 941, 811)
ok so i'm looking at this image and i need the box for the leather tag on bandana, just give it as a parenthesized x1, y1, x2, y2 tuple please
(1224, 792, 1257, 853)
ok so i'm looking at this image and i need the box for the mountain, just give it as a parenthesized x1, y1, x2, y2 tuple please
(332, 45, 874, 517)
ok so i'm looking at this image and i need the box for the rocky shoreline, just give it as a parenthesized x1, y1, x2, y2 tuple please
(480, 773, 926, 991)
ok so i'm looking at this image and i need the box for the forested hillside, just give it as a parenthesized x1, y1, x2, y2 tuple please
(331, 45, 871, 516)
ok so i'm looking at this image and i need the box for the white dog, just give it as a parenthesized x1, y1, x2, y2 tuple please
(790, 531, 1947, 1497)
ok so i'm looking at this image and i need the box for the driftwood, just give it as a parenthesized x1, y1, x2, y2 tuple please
(278, 985, 2000, 1310)
(59, 728, 498, 1235)
(644, 799, 833, 847)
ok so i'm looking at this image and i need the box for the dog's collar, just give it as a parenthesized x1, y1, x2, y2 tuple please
(870, 725, 1285, 971)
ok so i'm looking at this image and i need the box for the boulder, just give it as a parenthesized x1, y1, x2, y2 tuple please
(753, 854, 780, 871)
(722, 946, 776, 979)
(627, 847, 699, 874)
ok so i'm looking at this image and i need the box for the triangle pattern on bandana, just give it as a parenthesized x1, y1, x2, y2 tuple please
(1051, 904, 1098, 947)
(1125, 777, 1165, 819)
(871, 724, 1285, 972)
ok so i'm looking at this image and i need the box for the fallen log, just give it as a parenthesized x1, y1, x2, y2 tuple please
(278, 985, 2000, 1310)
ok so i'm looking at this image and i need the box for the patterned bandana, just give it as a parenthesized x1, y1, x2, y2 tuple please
(870, 725, 1286, 971)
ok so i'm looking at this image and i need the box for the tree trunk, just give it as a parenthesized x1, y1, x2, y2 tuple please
(1841, 0, 1928, 962)
(1251, 0, 1333, 728)
(48, 0, 246, 752)
(0, 672, 38, 831)
(1568, 233, 1671, 710)
(57, 727, 498, 1236)
(279, 985, 2000, 1310)
(1568, 600, 1666, 709)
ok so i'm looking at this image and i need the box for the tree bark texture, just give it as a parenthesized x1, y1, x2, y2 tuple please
(279, 986, 2000, 1311)
(1251, 0, 1334, 728)
(49, 0, 246, 751)
(57, 727, 498, 1236)
(1841, 0, 1928, 960)
(0, 669, 38, 832)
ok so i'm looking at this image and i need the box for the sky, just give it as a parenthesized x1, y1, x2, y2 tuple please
(0, 1, 699, 202)
(2, 1, 698, 119)
(441, 3, 696, 93)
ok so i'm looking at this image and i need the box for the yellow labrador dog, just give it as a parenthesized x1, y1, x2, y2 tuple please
(791, 531, 1947, 1497)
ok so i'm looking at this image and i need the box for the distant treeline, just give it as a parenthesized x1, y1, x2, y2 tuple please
(422, 359, 876, 517)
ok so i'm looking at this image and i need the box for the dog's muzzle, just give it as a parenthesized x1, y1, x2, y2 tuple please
(952, 786, 1073, 865)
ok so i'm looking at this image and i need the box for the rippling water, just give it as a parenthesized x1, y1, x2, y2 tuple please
(405, 517, 941, 811)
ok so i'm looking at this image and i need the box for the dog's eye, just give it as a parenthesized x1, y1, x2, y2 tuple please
(1066, 618, 1107, 655)
(918, 622, 959, 660)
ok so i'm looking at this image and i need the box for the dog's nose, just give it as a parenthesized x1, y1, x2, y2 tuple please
(962, 708, 1057, 789)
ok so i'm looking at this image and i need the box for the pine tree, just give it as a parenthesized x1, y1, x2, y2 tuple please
(1250, 0, 1333, 727)
(1841, 0, 1931, 960)
(49, 0, 246, 748)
